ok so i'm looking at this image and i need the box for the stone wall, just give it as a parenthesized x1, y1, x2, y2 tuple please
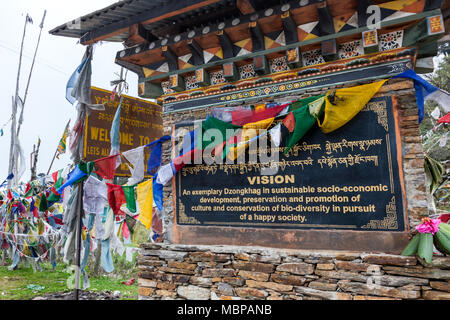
(159, 78, 429, 243)
(138, 243, 450, 300)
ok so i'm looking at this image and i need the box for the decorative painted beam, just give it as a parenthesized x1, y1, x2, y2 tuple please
(424, 0, 444, 11)
(116, 0, 321, 60)
(362, 29, 379, 54)
(188, 39, 205, 65)
(195, 68, 211, 87)
(138, 81, 164, 99)
(80, 0, 224, 44)
(317, 2, 335, 36)
(137, 24, 159, 43)
(286, 47, 302, 69)
(223, 62, 239, 82)
(253, 55, 269, 75)
(169, 74, 186, 91)
(317, 2, 338, 62)
(403, 14, 445, 47)
(162, 46, 179, 72)
(217, 30, 234, 59)
(321, 38, 338, 62)
(114, 58, 145, 78)
(236, 0, 257, 15)
(131, 8, 442, 82)
(281, 11, 298, 44)
(249, 21, 265, 52)
(357, 0, 372, 28)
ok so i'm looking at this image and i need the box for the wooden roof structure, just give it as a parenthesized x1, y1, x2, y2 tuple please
(51, 0, 449, 111)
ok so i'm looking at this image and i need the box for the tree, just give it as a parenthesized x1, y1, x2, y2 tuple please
(420, 54, 449, 212)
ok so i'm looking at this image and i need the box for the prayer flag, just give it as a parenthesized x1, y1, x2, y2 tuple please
(228, 117, 274, 161)
(231, 103, 289, 126)
(438, 113, 450, 124)
(146, 136, 171, 175)
(136, 179, 153, 229)
(284, 104, 317, 155)
(318, 80, 387, 134)
(56, 120, 71, 159)
(106, 183, 137, 216)
(393, 69, 450, 122)
(66, 57, 88, 104)
(282, 112, 296, 133)
(94, 154, 120, 180)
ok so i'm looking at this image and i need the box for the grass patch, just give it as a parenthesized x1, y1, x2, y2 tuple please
(0, 251, 139, 300)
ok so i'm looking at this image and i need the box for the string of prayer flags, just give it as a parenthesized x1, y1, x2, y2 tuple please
(106, 183, 137, 217)
(227, 117, 274, 161)
(56, 161, 93, 195)
(146, 135, 171, 175)
(231, 102, 289, 126)
(288, 95, 325, 112)
(200, 116, 241, 150)
(136, 179, 153, 229)
(318, 80, 387, 134)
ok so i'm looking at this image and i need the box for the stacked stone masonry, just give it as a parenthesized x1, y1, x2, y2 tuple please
(138, 243, 450, 300)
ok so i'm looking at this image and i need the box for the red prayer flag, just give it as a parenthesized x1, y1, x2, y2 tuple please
(438, 113, 450, 124)
(172, 149, 199, 172)
(282, 112, 296, 133)
(51, 170, 59, 183)
(106, 183, 126, 215)
(122, 220, 130, 239)
(94, 154, 120, 180)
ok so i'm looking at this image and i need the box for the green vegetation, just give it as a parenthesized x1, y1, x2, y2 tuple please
(0, 250, 139, 300)
(420, 55, 450, 212)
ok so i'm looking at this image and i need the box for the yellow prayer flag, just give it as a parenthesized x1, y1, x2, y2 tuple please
(228, 117, 274, 161)
(136, 178, 154, 229)
(318, 80, 387, 133)
(22, 241, 31, 256)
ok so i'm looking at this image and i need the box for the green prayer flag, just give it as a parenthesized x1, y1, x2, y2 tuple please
(38, 193, 48, 212)
(125, 214, 137, 233)
(199, 116, 241, 150)
(283, 104, 317, 155)
(122, 185, 137, 213)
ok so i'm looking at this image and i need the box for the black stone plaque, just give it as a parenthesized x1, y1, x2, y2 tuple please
(174, 96, 406, 232)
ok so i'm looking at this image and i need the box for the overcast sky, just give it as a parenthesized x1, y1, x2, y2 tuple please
(0, 0, 138, 182)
